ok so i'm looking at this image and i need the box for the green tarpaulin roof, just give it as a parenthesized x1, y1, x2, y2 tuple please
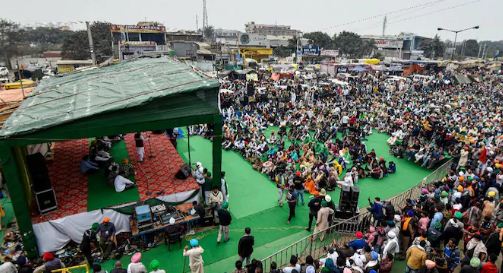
(0, 57, 220, 139)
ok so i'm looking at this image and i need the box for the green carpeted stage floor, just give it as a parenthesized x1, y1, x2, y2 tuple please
(98, 131, 430, 273)
(87, 140, 140, 211)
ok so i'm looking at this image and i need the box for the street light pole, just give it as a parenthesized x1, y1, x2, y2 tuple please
(452, 32, 458, 60)
(437, 26, 479, 60)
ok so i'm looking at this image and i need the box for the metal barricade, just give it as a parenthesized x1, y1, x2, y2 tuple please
(52, 264, 89, 273)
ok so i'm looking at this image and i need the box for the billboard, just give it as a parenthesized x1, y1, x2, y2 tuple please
(111, 24, 166, 33)
(321, 49, 339, 57)
(302, 45, 320, 56)
(374, 39, 403, 49)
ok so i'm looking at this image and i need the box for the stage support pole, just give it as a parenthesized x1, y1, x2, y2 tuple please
(0, 144, 38, 258)
(186, 126, 192, 167)
(211, 114, 223, 189)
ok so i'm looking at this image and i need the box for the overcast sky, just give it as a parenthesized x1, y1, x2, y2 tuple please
(2, 0, 501, 41)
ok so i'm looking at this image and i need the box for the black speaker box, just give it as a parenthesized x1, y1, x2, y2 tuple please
(35, 189, 58, 214)
(175, 164, 191, 179)
(26, 153, 52, 192)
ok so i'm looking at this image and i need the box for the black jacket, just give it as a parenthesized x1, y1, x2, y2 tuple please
(218, 209, 232, 226)
(238, 235, 255, 257)
(308, 197, 321, 215)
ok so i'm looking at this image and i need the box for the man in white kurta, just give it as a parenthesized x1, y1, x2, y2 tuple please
(183, 245, 205, 273)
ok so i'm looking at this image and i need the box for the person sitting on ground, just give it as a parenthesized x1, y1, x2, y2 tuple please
(80, 155, 99, 174)
(114, 173, 136, 193)
(119, 159, 135, 178)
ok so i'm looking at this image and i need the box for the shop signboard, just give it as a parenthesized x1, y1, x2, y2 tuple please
(302, 45, 320, 56)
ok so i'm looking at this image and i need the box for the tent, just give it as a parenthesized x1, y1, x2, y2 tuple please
(0, 57, 222, 257)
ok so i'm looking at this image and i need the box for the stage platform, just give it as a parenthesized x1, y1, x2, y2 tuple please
(31, 133, 199, 224)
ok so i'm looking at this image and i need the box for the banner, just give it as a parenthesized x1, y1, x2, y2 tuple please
(302, 45, 320, 56)
(111, 24, 166, 33)
(320, 49, 339, 57)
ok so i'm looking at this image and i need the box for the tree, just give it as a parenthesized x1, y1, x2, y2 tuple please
(61, 31, 89, 60)
(273, 46, 294, 58)
(333, 31, 373, 58)
(61, 22, 112, 63)
(203, 26, 215, 42)
(0, 19, 21, 69)
(303, 32, 333, 49)
(462, 39, 479, 57)
(91, 22, 113, 63)
(419, 35, 445, 59)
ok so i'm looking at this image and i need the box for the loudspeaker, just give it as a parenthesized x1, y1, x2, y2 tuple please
(26, 153, 52, 192)
(175, 164, 191, 179)
(35, 189, 57, 214)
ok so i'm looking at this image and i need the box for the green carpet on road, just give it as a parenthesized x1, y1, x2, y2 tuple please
(87, 140, 140, 211)
(98, 131, 429, 273)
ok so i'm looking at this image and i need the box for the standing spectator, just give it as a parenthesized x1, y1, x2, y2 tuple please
(480, 254, 497, 273)
(460, 258, 480, 273)
(149, 260, 165, 273)
(286, 188, 297, 224)
(238, 227, 254, 266)
(313, 201, 334, 241)
(282, 256, 300, 273)
(92, 264, 107, 273)
(444, 239, 460, 272)
(127, 253, 147, 273)
(15, 256, 33, 273)
(293, 171, 304, 206)
(134, 132, 145, 162)
(405, 240, 427, 273)
(217, 202, 232, 243)
(183, 239, 205, 273)
(306, 194, 322, 231)
(232, 261, 246, 273)
(368, 197, 384, 225)
(379, 253, 394, 273)
(110, 261, 127, 273)
(0, 256, 17, 273)
(303, 256, 316, 273)
(34, 253, 64, 273)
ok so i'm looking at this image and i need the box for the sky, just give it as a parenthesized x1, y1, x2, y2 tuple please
(2, 0, 502, 41)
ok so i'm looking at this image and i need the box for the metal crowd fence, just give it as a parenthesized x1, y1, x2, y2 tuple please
(260, 159, 453, 272)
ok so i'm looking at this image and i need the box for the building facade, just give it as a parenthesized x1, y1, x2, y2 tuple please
(245, 22, 299, 37)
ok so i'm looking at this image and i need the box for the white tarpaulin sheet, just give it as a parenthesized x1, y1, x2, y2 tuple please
(33, 209, 130, 254)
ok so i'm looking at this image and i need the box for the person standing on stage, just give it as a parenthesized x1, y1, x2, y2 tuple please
(183, 239, 205, 273)
(80, 223, 99, 265)
(134, 132, 145, 162)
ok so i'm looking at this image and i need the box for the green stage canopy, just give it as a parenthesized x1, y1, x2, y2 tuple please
(0, 57, 222, 257)
(0, 57, 220, 141)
